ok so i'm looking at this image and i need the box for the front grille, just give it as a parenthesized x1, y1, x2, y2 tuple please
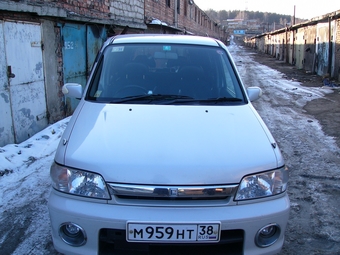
(114, 195, 229, 201)
(99, 229, 244, 255)
(108, 183, 238, 201)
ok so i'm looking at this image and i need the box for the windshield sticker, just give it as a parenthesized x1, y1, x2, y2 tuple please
(94, 90, 102, 97)
(112, 46, 124, 52)
(163, 46, 171, 51)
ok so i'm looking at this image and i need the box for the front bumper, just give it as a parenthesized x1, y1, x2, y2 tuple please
(48, 190, 290, 255)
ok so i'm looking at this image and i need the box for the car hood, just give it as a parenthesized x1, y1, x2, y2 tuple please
(56, 102, 283, 185)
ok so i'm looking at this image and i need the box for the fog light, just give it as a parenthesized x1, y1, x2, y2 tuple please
(255, 223, 281, 248)
(65, 224, 80, 235)
(59, 222, 87, 246)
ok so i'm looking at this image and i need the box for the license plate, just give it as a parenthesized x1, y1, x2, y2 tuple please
(127, 222, 220, 243)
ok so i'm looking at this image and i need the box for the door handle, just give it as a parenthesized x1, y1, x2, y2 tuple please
(7, 66, 15, 78)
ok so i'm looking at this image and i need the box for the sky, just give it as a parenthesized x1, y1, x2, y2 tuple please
(193, 0, 340, 20)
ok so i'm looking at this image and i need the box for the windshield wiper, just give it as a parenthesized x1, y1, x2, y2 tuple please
(110, 95, 243, 104)
(159, 96, 243, 105)
(110, 94, 194, 103)
(201, 97, 243, 103)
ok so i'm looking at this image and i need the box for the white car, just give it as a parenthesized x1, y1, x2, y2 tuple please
(48, 34, 290, 255)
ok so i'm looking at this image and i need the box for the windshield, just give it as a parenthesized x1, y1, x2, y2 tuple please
(86, 43, 245, 105)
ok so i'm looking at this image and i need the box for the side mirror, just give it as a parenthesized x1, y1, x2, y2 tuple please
(62, 83, 83, 99)
(247, 87, 262, 102)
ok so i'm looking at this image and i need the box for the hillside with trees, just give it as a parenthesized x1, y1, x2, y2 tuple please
(205, 9, 306, 26)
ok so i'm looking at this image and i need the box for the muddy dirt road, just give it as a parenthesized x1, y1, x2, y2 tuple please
(229, 42, 340, 255)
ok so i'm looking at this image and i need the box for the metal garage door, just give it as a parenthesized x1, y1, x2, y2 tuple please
(0, 21, 13, 146)
(0, 21, 47, 145)
(61, 23, 106, 113)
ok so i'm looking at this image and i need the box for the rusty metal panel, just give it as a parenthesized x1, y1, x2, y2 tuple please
(62, 23, 86, 84)
(4, 21, 47, 143)
(87, 25, 107, 73)
(0, 21, 14, 146)
(61, 23, 107, 113)
(61, 23, 87, 113)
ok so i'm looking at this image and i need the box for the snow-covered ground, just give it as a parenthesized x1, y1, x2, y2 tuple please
(1, 41, 340, 255)
(0, 117, 70, 255)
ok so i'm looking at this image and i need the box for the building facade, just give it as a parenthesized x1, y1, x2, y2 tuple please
(245, 10, 340, 82)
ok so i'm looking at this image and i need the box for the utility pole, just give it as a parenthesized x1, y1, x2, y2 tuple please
(328, 16, 332, 75)
(292, 5, 296, 65)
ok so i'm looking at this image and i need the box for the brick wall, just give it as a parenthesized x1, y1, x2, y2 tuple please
(53, 0, 111, 19)
(3, 0, 146, 28)
(145, 0, 175, 27)
(145, 0, 226, 40)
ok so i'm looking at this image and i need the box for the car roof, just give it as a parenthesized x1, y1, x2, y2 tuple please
(107, 34, 221, 47)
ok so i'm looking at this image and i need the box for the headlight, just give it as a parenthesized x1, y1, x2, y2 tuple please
(235, 166, 289, 201)
(50, 162, 110, 199)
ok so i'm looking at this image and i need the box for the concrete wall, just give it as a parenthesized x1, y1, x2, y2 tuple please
(109, 0, 145, 28)
(41, 20, 64, 124)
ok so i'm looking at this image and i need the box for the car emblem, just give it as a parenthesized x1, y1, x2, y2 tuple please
(169, 188, 178, 197)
